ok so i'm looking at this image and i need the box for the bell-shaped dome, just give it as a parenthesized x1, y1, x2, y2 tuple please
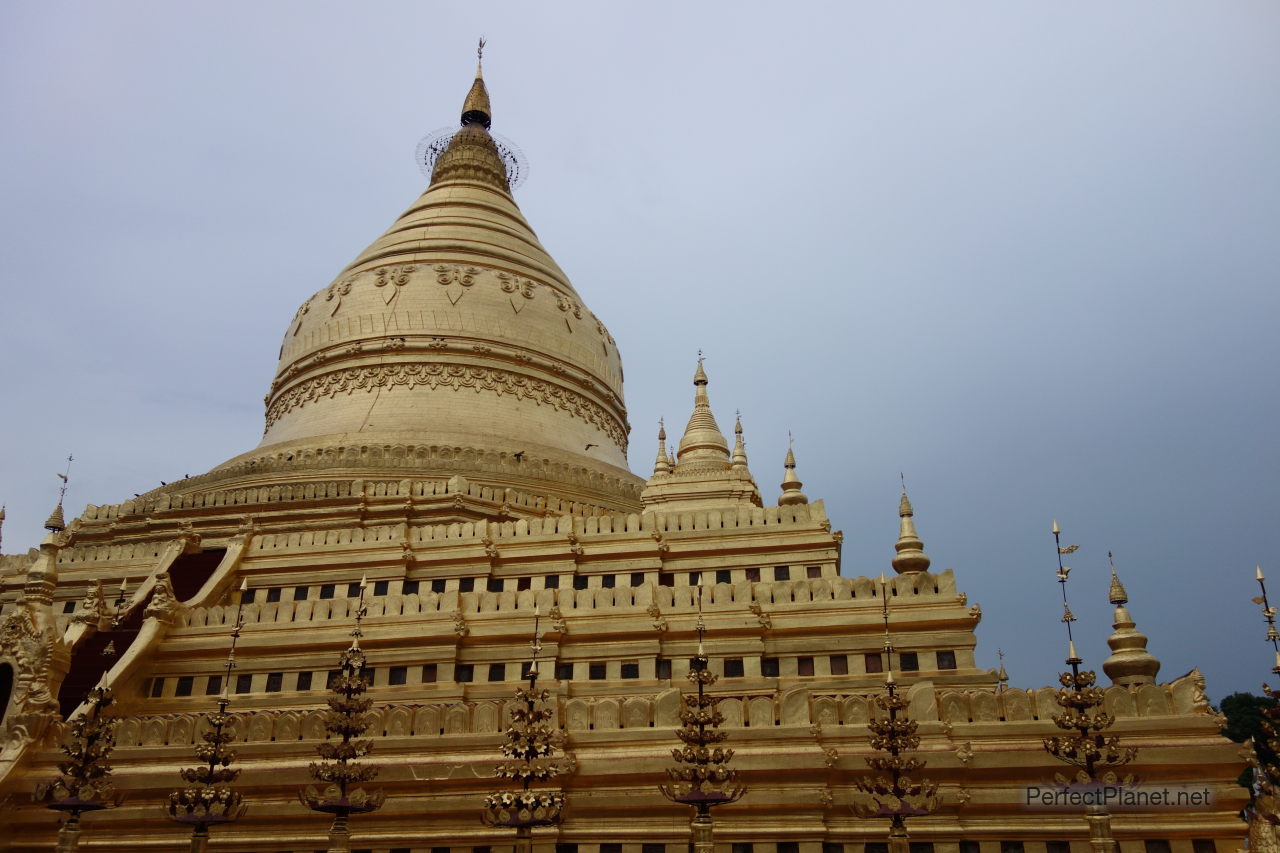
(212, 64, 642, 508)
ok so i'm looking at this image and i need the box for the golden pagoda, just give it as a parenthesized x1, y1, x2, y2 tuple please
(0, 52, 1248, 852)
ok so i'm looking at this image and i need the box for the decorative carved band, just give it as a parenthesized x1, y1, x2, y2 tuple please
(265, 363, 628, 449)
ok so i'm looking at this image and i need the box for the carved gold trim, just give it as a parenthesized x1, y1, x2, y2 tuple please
(266, 363, 627, 449)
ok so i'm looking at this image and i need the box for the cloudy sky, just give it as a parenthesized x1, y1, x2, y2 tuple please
(2, 2, 1276, 701)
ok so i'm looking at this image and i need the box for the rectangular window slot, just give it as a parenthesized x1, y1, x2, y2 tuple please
(373, 580, 389, 596)
(458, 577, 475, 593)
(573, 576, 589, 590)
(296, 671, 313, 691)
(389, 666, 408, 686)
(631, 572, 645, 587)
(265, 672, 283, 692)
(745, 567, 760, 582)
(544, 575, 560, 589)
(761, 657, 779, 678)
(319, 584, 335, 600)
(656, 659, 672, 680)
(238, 589, 254, 605)
(347, 582, 361, 598)
(402, 580, 420, 595)
(807, 566, 822, 578)
(724, 658, 745, 678)
(516, 577, 531, 591)
(658, 572, 675, 587)
(602, 574, 616, 589)
(936, 650, 957, 670)
(774, 566, 790, 581)
(455, 664, 474, 683)
(865, 653, 884, 674)
(431, 579, 446, 593)
(265, 587, 281, 603)
(235, 674, 252, 694)
(830, 655, 849, 675)
(488, 663, 505, 682)
(293, 586, 308, 601)
(716, 569, 731, 584)
(487, 578, 503, 593)
(588, 662, 606, 680)
(621, 661, 640, 679)
(900, 652, 920, 672)
(797, 656, 814, 677)
(149, 678, 165, 698)
(422, 664, 438, 683)
(555, 662, 574, 681)
(205, 675, 222, 696)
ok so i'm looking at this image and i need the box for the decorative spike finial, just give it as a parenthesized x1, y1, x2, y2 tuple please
(778, 435, 808, 506)
(1103, 553, 1160, 685)
(996, 649, 1009, 691)
(890, 479, 929, 573)
(676, 356, 730, 466)
(652, 419, 671, 476)
(461, 38, 492, 129)
(43, 454, 74, 533)
(730, 412, 750, 472)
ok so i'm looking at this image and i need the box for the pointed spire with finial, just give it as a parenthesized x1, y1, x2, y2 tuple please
(1102, 553, 1160, 685)
(461, 37, 492, 129)
(996, 649, 1009, 692)
(675, 353, 730, 468)
(777, 434, 809, 506)
(890, 478, 930, 574)
(652, 420, 671, 476)
(44, 454, 74, 533)
(731, 412, 750, 472)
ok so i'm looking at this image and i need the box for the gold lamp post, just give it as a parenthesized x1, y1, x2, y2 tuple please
(300, 576, 384, 853)
(482, 604, 567, 852)
(35, 685, 123, 853)
(166, 579, 249, 851)
(658, 589, 746, 853)
(1041, 522, 1137, 853)
(850, 573, 940, 853)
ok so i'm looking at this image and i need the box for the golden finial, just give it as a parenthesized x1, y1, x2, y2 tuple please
(731, 412, 749, 471)
(996, 649, 1008, 690)
(1107, 552, 1128, 605)
(778, 434, 808, 506)
(43, 454, 74, 533)
(891, 478, 929, 573)
(1051, 520, 1080, 664)
(1255, 566, 1280, 676)
(461, 38, 492, 129)
(652, 419, 671, 476)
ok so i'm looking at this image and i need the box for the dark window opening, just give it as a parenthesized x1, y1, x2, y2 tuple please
(266, 587, 281, 603)
(867, 845, 889, 853)
(458, 577, 475, 593)
(422, 664, 438, 683)
(643, 845, 666, 853)
(347, 582, 361, 598)
(175, 676, 193, 697)
(936, 650, 957, 670)
(389, 666, 407, 686)
(602, 574, 616, 589)
(573, 576, 588, 591)
(1001, 842, 1026, 853)
(488, 663, 505, 682)
(732, 845, 754, 853)
(1145, 843, 1172, 853)
(1047, 843, 1071, 853)
(830, 655, 848, 676)
(150, 678, 165, 698)
(431, 579, 446, 593)
(293, 586, 308, 601)
(779, 844, 800, 853)
(62, 601, 77, 614)
(656, 658, 672, 680)
(1192, 842, 1216, 853)
(296, 671, 313, 691)
(601, 845, 622, 853)
(589, 662, 606, 680)
(168, 547, 225, 600)
(909, 844, 935, 853)
(716, 569, 731, 584)
(807, 566, 822, 579)
(959, 842, 980, 853)
(659, 572, 674, 587)
(516, 577, 531, 591)
(822, 845, 843, 853)
(487, 578, 503, 593)
(319, 584, 335, 600)
(544, 575, 560, 589)
(621, 661, 640, 679)
(455, 664, 474, 683)
(797, 656, 814, 677)
(205, 675, 222, 696)
(373, 580, 389, 596)
(555, 846, 578, 853)
(761, 657, 779, 678)
(235, 673, 252, 694)
(745, 567, 761, 582)
(555, 662, 574, 681)
(900, 652, 919, 672)
(402, 580, 419, 595)
(865, 653, 883, 674)
(238, 588, 255, 605)
(266, 672, 283, 692)
(774, 566, 790, 581)
(724, 658, 744, 678)
(631, 572, 645, 587)
(689, 571, 701, 585)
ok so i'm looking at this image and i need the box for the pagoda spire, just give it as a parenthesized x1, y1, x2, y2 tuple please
(1102, 554, 1161, 686)
(777, 436, 808, 506)
(890, 481, 930, 574)
(652, 420, 671, 476)
(461, 37, 492, 128)
(730, 413, 749, 472)
(675, 356, 730, 469)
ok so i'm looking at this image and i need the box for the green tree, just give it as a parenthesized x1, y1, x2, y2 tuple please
(1219, 691, 1279, 797)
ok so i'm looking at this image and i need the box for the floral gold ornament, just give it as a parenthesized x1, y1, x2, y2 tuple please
(658, 588, 746, 853)
(1042, 523, 1137, 853)
(35, 685, 122, 853)
(166, 578, 249, 851)
(300, 575, 384, 852)
(850, 573, 940, 852)
(482, 604, 567, 851)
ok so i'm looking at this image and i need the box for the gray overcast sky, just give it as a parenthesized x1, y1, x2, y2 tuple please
(2, 2, 1277, 700)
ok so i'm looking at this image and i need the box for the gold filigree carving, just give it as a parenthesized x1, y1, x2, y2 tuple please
(145, 573, 180, 623)
(496, 271, 538, 298)
(374, 265, 417, 305)
(434, 264, 480, 306)
(265, 364, 627, 449)
(0, 608, 58, 714)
